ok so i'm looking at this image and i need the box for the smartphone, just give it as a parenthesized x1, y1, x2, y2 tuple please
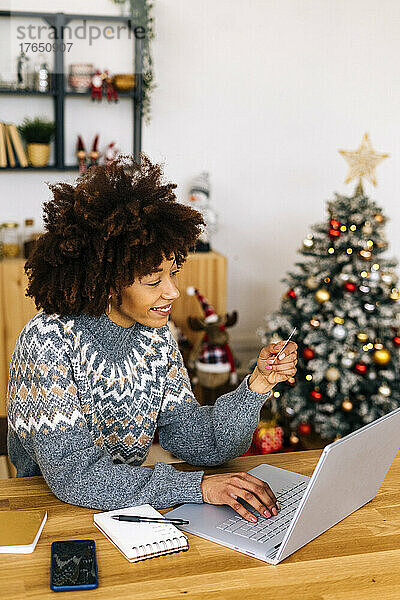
(50, 539, 98, 592)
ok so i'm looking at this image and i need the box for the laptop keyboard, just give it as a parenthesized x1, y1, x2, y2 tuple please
(216, 480, 308, 544)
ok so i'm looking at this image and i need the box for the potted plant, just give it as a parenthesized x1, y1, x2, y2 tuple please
(18, 116, 55, 167)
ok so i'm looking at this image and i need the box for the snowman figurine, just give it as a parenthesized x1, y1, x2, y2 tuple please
(187, 172, 218, 252)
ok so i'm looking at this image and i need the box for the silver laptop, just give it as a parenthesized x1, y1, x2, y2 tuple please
(167, 407, 400, 564)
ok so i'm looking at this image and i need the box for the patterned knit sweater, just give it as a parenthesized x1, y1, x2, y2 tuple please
(7, 312, 270, 510)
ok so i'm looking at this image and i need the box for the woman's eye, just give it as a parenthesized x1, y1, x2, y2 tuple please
(171, 270, 180, 277)
(147, 280, 161, 287)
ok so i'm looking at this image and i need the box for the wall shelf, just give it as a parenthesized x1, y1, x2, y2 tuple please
(0, 10, 143, 170)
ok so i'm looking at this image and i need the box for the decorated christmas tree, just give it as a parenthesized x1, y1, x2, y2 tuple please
(259, 134, 400, 441)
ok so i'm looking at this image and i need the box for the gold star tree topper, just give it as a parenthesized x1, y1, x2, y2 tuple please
(339, 133, 389, 186)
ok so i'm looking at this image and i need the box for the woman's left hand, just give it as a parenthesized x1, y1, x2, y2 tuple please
(248, 341, 298, 394)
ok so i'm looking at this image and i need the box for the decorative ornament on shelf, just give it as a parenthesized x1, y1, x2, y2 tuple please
(91, 69, 104, 101)
(302, 347, 315, 361)
(76, 135, 87, 174)
(339, 132, 389, 187)
(315, 288, 330, 303)
(289, 433, 300, 445)
(186, 172, 217, 252)
(325, 366, 340, 382)
(88, 134, 100, 167)
(372, 348, 391, 365)
(104, 142, 120, 165)
(104, 70, 118, 102)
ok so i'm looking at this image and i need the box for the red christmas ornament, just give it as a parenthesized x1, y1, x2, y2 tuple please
(287, 289, 296, 299)
(298, 423, 311, 435)
(393, 336, 400, 346)
(329, 228, 341, 238)
(344, 282, 356, 292)
(303, 347, 315, 361)
(330, 219, 341, 229)
(311, 389, 322, 402)
(355, 362, 367, 374)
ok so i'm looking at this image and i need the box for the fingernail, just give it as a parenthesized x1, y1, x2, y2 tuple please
(265, 365, 272, 370)
(250, 516, 257, 522)
(263, 510, 271, 518)
(278, 352, 286, 360)
(271, 507, 278, 516)
(276, 501, 281, 510)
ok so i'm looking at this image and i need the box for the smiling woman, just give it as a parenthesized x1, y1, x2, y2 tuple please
(7, 154, 297, 522)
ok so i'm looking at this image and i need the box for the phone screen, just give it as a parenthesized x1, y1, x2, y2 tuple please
(50, 540, 98, 591)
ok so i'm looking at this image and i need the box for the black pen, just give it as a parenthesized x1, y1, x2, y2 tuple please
(111, 515, 189, 525)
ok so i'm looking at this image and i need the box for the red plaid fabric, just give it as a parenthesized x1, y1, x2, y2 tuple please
(198, 343, 227, 365)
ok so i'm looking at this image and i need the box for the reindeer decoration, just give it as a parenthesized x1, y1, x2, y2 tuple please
(186, 287, 238, 389)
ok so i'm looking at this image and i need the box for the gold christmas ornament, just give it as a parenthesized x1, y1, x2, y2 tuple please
(333, 316, 344, 324)
(372, 348, 391, 365)
(359, 249, 372, 260)
(390, 288, 400, 301)
(310, 318, 320, 328)
(289, 433, 299, 445)
(315, 288, 330, 303)
(357, 332, 368, 342)
(339, 133, 389, 186)
(374, 214, 384, 223)
(325, 366, 340, 382)
(342, 399, 353, 411)
(305, 276, 319, 290)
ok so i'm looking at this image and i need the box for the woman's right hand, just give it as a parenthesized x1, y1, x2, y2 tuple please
(201, 472, 279, 522)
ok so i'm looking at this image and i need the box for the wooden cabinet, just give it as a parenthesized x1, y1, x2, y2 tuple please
(0, 259, 37, 416)
(171, 251, 227, 347)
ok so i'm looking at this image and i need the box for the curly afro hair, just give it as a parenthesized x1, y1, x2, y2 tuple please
(25, 154, 205, 316)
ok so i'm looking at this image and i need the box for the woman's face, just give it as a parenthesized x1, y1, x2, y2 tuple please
(108, 256, 180, 328)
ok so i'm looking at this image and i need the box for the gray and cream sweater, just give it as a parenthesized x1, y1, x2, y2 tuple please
(7, 312, 270, 510)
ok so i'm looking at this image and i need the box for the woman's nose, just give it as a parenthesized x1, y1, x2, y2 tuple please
(161, 279, 180, 300)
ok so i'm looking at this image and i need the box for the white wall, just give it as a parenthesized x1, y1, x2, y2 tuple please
(1, 0, 399, 349)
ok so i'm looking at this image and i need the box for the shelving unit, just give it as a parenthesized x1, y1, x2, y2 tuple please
(0, 10, 143, 170)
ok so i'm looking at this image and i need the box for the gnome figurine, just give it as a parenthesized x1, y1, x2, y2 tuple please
(187, 172, 218, 252)
(187, 286, 238, 388)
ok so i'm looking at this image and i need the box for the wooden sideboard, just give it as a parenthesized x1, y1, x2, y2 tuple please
(0, 252, 227, 417)
(0, 259, 37, 417)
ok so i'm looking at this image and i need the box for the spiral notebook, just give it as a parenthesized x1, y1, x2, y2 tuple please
(93, 505, 189, 563)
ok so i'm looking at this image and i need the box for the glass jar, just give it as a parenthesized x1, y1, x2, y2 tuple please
(2, 222, 20, 257)
(23, 218, 35, 259)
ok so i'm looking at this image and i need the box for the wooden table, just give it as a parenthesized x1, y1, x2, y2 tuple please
(1, 450, 400, 599)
